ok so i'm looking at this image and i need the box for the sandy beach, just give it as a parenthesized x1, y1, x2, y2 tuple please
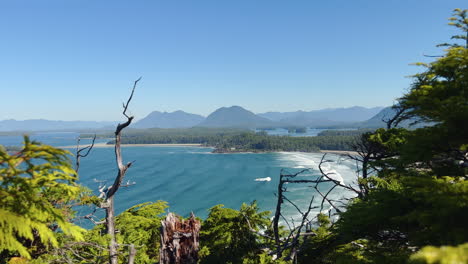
(59, 143, 358, 156)
(320, 150, 359, 156)
(59, 142, 204, 149)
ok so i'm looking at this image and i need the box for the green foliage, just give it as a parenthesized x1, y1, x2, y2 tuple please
(101, 127, 250, 145)
(409, 243, 468, 264)
(396, 9, 468, 176)
(241, 252, 289, 264)
(55, 201, 168, 264)
(368, 128, 408, 151)
(317, 129, 375, 137)
(115, 201, 168, 263)
(300, 213, 411, 263)
(401, 45, 468, 126)
(0, 146, 22, 152)
(298, 214, 333, 263)
(0, 137, 85, 259)
(444, 8, 468, 47)
(200, 201, 270, 264)
(365, 128, 409, 171)
(337, 175, 468, 247)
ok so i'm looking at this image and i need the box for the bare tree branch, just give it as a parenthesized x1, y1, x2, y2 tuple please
(318, 154, 361, 195)
(271, 153, 364, 261)
(383, 104, 407, 129)
(75, 134, 96, 173)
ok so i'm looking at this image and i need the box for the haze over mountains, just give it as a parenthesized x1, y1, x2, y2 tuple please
(358, 106, 428, 128)
(259, 106, 384, 127)
(0, 119, 117, 132)
(259, 106, 383, 122)
(0, 106, 389, 131)
(132, 110, 205, 129)
(133, 105, 385, 129)
(197, 106, 274, 128)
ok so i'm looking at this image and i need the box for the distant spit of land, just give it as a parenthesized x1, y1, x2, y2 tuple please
(67, 127, 367, 154)
(320, 149, 358, 156)
(59, 143, 204, 148)
(59, 142, 359, 156)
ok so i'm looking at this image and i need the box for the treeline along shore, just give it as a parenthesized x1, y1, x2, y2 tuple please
(82, 127, 368, 153)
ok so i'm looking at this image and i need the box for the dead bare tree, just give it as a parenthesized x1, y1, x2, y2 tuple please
(53, 241, 109, 264)
(346, 133, 381, 196)
(49, 79, 141, 264)
(383, 104, 408, 129)
(128, 244, 137, 264)
(346, 104, 407, 195)
(272, 168, 327, 260)
(271, 154, 362, 261)
(160, 212, 201, 264)
(100, 77, 141, 264)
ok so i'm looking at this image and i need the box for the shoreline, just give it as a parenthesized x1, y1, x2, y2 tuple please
(320, 150, 358, 156)
(59, 143, 358, 156)
(59, 142, 206, 148)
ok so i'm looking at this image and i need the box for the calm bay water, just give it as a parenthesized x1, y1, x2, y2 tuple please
(1, 133, 358, 227)
(0, 132, 108, 147)
(255, 127, 357, 137)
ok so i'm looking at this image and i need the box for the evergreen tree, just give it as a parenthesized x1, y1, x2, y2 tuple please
(0, 137, 85, 260)
(299, 8, 468, 263)
(199, 202, 270, 264)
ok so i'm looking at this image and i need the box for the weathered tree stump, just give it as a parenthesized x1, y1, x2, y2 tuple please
(160, 212, 201, 264)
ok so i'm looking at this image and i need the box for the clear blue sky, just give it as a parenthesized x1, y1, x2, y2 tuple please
(0, 0, 466, 121)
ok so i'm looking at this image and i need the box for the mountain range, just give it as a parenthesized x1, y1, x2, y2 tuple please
(358, 106, 428, 128)
(0, 106, 394, 131)
(258, 106, 384, 123)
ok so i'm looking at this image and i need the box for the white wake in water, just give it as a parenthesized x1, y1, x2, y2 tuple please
(255, 177, 272, 182)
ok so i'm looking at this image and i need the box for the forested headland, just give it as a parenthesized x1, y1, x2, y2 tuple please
(88, 127, 364, 153)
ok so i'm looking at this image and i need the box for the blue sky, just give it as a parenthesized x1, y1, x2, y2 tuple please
(0, 0, 466, 121)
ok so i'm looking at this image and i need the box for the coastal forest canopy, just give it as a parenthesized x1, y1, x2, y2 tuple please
(96, 127, 362, 152)
(1, 8, 467, 264)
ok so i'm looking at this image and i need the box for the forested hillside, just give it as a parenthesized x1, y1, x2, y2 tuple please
(102, 128, 360, 152)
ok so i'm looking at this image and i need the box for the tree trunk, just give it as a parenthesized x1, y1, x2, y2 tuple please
(128, 244, 136, 264)
(160, 213, 201, 264)
(106, 198, 118, 264)
(273, 174, 284, 249)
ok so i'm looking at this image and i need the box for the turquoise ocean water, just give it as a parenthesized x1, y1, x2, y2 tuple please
(1, 133, 358, 227)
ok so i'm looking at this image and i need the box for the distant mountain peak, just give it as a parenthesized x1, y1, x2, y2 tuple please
(198, 106, 273, 128)
(133, 110, 205, 129)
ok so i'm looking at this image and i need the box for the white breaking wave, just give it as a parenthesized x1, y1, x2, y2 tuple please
(273, 152, 360, 226)
(320, 163, 345, 185)
(323, 169, 345, 185)
(255, 177, 272, 182)
(276, 152, 317, 169)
